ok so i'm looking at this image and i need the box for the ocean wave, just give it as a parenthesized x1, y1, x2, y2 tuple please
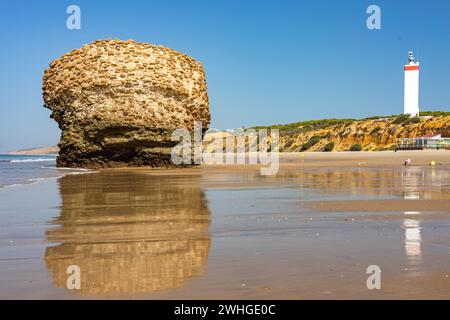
(0, 168, 96, 191)
(0, 183, 26, 189)
(41, 166, 91, 171)
(28, 176, 60, 183)
(64, 171, 98, 175)
(10, 158, 56, 163)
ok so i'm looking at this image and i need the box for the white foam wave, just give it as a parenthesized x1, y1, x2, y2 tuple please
(1, 183, 25, 189)
(63, 171, 98, 175)
(10, 158, 56, 163)
(28, 177, 59, 182)
(41, 166, 92, 172)
(0, 168, 96, 191)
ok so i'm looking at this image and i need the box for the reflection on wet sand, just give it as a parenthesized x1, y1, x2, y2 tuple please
(297, 166, 450, 213)
(293, 165, 450, 281)
(44, 171, 210, 295)
(402, 168, 423, 270)
(279, 166, 450, 200)
(403, 218, 422, 265)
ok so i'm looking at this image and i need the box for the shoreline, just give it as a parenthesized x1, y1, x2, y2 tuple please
(2, 150, 449, 190)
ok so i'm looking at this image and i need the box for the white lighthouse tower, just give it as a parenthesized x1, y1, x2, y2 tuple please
(403, 51, 420, 117)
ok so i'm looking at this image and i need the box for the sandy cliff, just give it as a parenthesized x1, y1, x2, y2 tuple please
(277, 115, 450, 152)
(8, 146, 59, 155)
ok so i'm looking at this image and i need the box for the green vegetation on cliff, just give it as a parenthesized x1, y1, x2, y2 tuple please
(323, 142, 335, 152)
(255, 111, 450, 152)
(300, 135, 321, 151)
(252, 111, 450, 134)
(350, 144, 362, 152)
(253, 118, 355, 133)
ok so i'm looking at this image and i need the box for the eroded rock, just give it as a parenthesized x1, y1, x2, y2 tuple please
(43, 39, 210, 168)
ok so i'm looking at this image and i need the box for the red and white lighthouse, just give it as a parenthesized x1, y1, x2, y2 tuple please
(404, 51, 420, 117)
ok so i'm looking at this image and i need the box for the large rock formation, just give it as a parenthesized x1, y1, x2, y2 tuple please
(43, 39, 210, 168)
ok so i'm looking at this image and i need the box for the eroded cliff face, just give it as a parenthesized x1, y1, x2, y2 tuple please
(279, 116, 450, 152)
(43, 39, 210, 168)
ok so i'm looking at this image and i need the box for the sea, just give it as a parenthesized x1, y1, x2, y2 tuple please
(0, 154, 90, 189)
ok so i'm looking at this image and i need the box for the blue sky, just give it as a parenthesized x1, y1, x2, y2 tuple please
(0, 0, 449, 151)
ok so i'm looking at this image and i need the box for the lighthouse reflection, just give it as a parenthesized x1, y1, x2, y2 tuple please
(403, 218, 422, 265)
(44, 171, 211, 295)
(402, 167, 422, 269)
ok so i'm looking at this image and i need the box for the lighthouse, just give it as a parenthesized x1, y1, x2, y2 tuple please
(403, 51, 420, 117)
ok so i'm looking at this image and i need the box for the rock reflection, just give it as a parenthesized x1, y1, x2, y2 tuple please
(44, 171, 210, 294)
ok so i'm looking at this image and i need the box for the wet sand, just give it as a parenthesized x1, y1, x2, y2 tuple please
(1, 151, 450, 299)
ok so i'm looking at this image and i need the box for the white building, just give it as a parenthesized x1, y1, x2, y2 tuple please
(404, 51, 420, 117)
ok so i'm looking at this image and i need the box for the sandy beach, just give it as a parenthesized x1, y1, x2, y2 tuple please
(1, 151, 450, 299)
